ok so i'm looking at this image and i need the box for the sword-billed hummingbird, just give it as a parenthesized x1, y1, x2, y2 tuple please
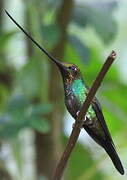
(5, 10, 124, 175)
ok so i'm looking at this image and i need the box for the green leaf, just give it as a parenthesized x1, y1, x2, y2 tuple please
(7, 94, 29, 113)
(31, 103, 53, 116)
(64, 43, 81, 63)
(0, 31, 17, 51)
(17, 58, 44, 98)
(100, 84, 127, 134)
(0, 118, 28, 139)
(89, 7, 117, 44)
(0, 93, 53, 139)
(30, 118, 50, 133)
(72, 7, 88, 27)
(89, 1, 117, 13)
(68, 35, 90, 64)
(40, 23, 61, 49)
(72, 3, 117, 44)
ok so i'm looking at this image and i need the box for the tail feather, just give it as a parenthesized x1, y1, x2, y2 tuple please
(103, 142, 124, 175)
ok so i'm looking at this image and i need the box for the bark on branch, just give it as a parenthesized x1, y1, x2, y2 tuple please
(53, 51, 117, 180)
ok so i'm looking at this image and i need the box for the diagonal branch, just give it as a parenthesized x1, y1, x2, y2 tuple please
(52, 50, 116, 180)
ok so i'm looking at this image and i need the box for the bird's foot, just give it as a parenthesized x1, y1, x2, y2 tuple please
(72, 111, 87, 128)
(76, 110, 87, 122)
(76, 110, 87, 119)
(72, 123, 75, 128)
(84, 115, 87, 122)
(76, 110, 80, 116)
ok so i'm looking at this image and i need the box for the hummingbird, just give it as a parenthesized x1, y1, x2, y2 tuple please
(5, 10, 124, 175)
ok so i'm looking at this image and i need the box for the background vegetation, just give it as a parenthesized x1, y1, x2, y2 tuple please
(0, 0, 127, 179)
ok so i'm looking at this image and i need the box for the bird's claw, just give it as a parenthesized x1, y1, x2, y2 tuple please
(76, 111, 80, 116)
(72, 111, 87, 129)
(72, 123, 75, 128)
(76, 110, 87, 122)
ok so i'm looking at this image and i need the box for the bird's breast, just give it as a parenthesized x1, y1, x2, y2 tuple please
(65, 92, 80, 119)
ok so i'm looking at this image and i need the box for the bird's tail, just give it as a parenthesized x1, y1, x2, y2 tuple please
(103, 142, 124, 175)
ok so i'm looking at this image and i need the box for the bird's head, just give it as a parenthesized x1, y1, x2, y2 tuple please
(54, 61, 81, 84)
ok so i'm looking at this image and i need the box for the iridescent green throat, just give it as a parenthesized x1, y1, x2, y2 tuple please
(71, 79, 86, 104)
(71, 79, 96, 119)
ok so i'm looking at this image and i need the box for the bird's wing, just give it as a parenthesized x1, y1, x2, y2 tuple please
(92, 98, 115, 147)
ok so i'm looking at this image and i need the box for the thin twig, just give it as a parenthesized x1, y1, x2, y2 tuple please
(52, 51, 117, 180)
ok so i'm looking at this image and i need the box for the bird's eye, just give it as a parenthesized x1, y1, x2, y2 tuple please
(69, 66, 77, 71)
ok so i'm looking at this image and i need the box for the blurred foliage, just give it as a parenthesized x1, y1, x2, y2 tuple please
(16, 58, 45, 98)
(72, 1, 117, 44)
(41, 23, 61, 49)
(0, 31, 17, 52)
(0, 94, 52, 139)
(68, 35, 90, 63)
(1, 0, 127, 180)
